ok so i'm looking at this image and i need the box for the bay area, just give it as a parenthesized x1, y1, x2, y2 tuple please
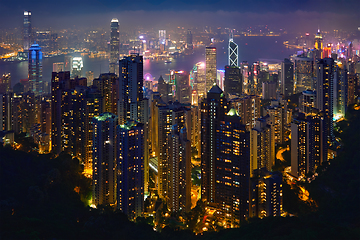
(0, 35, 296, 88)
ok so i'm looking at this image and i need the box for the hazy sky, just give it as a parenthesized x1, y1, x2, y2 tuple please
(1, 0, 359, 31)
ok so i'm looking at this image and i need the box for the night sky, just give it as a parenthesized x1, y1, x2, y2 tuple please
(0, 0, 360, 30)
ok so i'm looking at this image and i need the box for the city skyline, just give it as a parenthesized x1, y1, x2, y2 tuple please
(0, 1, 360, 238)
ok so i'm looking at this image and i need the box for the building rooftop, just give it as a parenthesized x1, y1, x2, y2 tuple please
(208, 85, 222, 94)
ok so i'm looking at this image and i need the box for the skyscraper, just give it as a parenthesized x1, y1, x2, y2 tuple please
(291, 112, 326, 178)
(230, 95, 261, 131)
(28, 43, 43, 96)
(117, 120, 144, 219)
(316, 58, 334, 143)
(186, 29, 193, 49)
(293, 56, 313, 93)
(78, 86, 103, 174)
(193, 62, 206, 99)
(157, 75, 171, 103)
(281, 58, 294, 97)
(201, 85, 228, 204)
(118, 54, 144, 125)
(168, 126, 191, 213)
(92, 113, 118, 206)
(23, 11, 32, 51)
(201, 91, 250, 225)
(333, 63, 348, 119)
(109, 18, 120, 75)
(0, 73, 11, 94)
(250, 169, 282, 218)
(205, 47, 217, 93)
(228, 31, 238, 67)
(250, 116, 275, 176)
(157, 101, 191, 200)
(71, 57, 83, 77)
(264, 100, 287, 145)
(314, 30, 323, 60)
(93, 73, 118, 114)
(159, 30, 166, 46)
(300, 90, 316, 114)
(173, 70, 191, 104)
(224, 65, 242, 97)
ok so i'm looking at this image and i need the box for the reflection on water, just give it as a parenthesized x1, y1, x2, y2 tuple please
(0, 35, 295, 88)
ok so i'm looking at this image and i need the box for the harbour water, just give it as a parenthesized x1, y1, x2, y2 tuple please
(1, 35, 296, 88)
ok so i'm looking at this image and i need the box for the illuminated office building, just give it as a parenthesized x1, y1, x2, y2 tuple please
(10, 94, 24, 133)
(192, 62, 206, 99)
(262, 81, 276, 100)
(281, 58, 294, 97)
(250, 169, 282, 218)
(250, 116, 275, 177)
(216, 70, 225, 91)
(77, 86, 103, 174)
(93, 73, 118, 114)
(201, 85, 228, 204)
(0, 73, 11, 94)
(157, 75, 171, 103)
(71, 57, 83, 77)
(20, 92, 37, 134)
(240, 62, 250, 94)
(190, 104, 201, 156)
(348, 74, 356, 106)
(157, 101, 191, 200)
(230, 95, 261, 131)
(205, 47, 217, 93)
(264, 100, 287, 145)
(109, 18, 120, 75)
(323, 43, 332, 58)
(118, 54, 144, 125)
(168, 126, 191, 213)
(53, 62, 64, 72)
(201, 95, 250, 225)
(173, 70, 191, 104)
(35, 31, 51, 53)
(333, 63, 348, 119)
(0, 94, 11, 131)
(316, 58, 334, 143)
(117, 120, 144, 219)
(159, 30, 166, 46)
(51, 71, 88, 155)
(294, 56, 313, 92)
(28, 43, 43, 96)
(314, 30, 323, 60)
(40, 100, 51, 136)
(291, 112, 327, 178)
(228, 31, 238, 67)
(186, 29, 193, 49)
(149, 92, 164, 163)
(224, 65, 242, 97)
(86, 71, 94, 86)
(300, 90, 316, 114)
(23, 11, 32, 51)
(92, 113, 118, 206)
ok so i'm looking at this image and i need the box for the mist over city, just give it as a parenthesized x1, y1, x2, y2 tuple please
(0, 0, 359, 239)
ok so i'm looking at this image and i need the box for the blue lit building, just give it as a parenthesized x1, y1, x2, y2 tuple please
(28, 43, 43, 96)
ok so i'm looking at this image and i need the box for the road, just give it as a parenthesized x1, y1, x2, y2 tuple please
(191, 186, 200, 208)
(276, 146, 289, 162)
